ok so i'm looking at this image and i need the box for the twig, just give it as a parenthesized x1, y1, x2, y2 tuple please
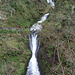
(57, 37, 65, 75)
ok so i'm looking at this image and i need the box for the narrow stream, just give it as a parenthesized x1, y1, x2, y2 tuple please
(26, 0, 55, 75)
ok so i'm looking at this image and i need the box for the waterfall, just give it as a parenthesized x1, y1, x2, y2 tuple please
(26, 13, 49, 75)
(47, 0, 55, 9)
(26, 32, 40, 75)
(26, 0, 55, 75)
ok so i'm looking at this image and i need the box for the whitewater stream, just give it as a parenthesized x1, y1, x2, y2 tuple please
(26, 0, 55, 75)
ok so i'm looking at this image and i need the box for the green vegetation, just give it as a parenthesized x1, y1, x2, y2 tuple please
(38, 0, 75, 75)
(0, 29, 31, 75)
(0, 0, 47, 28)
(0, 0, 75, 75)
(0, 0, 48, 74)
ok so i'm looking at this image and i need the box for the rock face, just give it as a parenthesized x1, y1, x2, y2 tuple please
(0, 11, 7, 20)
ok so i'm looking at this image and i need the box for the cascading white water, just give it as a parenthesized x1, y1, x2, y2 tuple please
(26, 13, 49, 75)
(26, 32, 40, 75)
(47, 0, 55, 9)
(26, 1, 55, 75)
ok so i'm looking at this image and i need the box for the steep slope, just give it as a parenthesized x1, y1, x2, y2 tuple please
(0, 0, 49, 75)
(38, 0, 75, 75)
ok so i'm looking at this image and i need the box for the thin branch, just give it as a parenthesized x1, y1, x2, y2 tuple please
(57, 37, 65, 75)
